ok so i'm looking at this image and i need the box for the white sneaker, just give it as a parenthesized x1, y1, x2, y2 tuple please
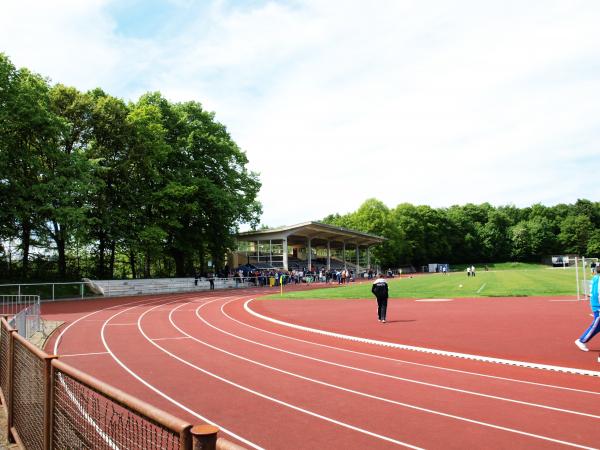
(575, 339, 589, 352)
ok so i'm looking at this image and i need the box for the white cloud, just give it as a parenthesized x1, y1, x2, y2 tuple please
(2, 0, 600, 228)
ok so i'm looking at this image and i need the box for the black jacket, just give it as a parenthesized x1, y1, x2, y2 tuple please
(371, 278, 388, 299)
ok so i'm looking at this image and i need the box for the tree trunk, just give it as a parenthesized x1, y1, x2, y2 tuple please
(129, 249, 137, 279)
(109, 241, 116, 279)
(20, 220, 31, 278)
(57, 238, 66, 280)
(173, 249, 185, 277)
(98, 238, 106, 279)
(198, 243, 205, 276)
(144, 252, 151, 278)
(52, 221, 67, 280)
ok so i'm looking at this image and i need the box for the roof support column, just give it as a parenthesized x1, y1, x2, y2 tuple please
(343, 241, 346, 270)
(356, 244, 360, 276)
(257, 240, 260, 263)
(366, 246, 371, 269)
(269, 240, 272, 266)
(327, 241, 331, 270)
(307, 238, 312, 272)
(283, 237, 288, 271)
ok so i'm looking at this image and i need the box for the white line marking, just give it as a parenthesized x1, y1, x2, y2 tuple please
(159, 301, 423, 449)
(52, 296, 177, 450)
(222, 299, 600, 396)
(191, 303, 600, 420)
(100, 296, 264, 450)
(106, 323, 137, 326)
(166, 300, 599, 449)
(415, 299, 453, 302)
(244, 300, 600, 377)
(151, 336, 192, 341)
(477, 283, 487, 294)
(60, 351, 111, 358)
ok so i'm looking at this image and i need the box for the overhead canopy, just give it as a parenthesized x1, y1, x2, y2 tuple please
(237, 221, 385, 248)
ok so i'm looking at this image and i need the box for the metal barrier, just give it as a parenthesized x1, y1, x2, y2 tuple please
(0, 317, 245, 450)
(0, 277, 268, 301)
(1, 295, 42, 339)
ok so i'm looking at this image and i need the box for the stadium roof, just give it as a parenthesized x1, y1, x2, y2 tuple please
(237, 221, 385, 247)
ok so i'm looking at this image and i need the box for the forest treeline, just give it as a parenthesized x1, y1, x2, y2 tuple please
(323, 199, 600, 269)
(0, 53, 261, 281)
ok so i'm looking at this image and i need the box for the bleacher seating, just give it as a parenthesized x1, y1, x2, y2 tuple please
(94, 277, 239, 297)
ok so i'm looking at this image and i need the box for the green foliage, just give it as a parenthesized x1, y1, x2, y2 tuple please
(0, 54, 261, 281)
(324, 197, 600, 269)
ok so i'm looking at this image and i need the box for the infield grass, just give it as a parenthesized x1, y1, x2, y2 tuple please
(265, 264, 589, 300)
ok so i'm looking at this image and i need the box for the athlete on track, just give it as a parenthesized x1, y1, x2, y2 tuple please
(371, 275, 389, 323)
(575, 265, 600, 355)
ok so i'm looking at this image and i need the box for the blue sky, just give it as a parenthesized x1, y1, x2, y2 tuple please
(1, 0, 600, 228)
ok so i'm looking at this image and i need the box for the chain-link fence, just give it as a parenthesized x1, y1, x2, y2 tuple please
(11, 333, 46, 449)
(0, 317, 245, 450)
(53, 361, 188, 450)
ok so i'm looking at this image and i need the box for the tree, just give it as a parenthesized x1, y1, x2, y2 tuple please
(0, 62, 61, 278)
(509, 222, 530, 260)
(166, 99, 261, 274)
(480, 210, 512, 261)
(40, 84, 96, 279)
(559, 215, 592, 255)
(86, 90, 132, 278)
(587, 230, 600, 257)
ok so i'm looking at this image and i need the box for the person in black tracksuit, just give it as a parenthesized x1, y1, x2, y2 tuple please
(371, 275, 389, 323)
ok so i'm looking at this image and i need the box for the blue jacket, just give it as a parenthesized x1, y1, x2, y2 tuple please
(590, 274, 599, 312)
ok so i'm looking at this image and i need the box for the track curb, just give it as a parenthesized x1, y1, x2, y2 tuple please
(244, 299, 600, 377)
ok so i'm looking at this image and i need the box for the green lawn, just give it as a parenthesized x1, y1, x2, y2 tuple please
(265, 265, 589, 300)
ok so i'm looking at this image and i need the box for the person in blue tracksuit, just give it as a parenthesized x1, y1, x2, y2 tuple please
(575, 265, 600, 352)
(371, 275, 389, 323)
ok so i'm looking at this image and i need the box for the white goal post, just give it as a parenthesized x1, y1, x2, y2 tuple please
(574, 256, 599, 300)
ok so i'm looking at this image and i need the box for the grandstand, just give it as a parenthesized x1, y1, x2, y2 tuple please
(232, 222, 385, 273)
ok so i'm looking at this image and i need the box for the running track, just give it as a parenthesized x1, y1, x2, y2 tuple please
(42, 288, 600, 449)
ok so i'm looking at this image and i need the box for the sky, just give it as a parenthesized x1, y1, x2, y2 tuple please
(1, 0, 599, 228)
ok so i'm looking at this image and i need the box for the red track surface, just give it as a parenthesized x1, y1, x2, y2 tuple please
(42, 287, 600, 449)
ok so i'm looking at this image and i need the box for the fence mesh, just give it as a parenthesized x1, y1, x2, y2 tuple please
(12, 338, 46, 450)
(53, 369, 183, 450)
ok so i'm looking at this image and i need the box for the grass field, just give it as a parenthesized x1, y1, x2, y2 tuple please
(265, 264, 590, 300)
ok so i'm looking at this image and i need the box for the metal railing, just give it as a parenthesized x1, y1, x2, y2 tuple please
(0, 317, 246, 450)
(0, 277, 269, 301)
(1, 295, 41, 339)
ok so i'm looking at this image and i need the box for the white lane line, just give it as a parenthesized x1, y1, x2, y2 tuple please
(244, 300, 600, 378)
(151, 336, 192, 341)
(172, 300, 598, 449)
(60, 351, 111, 358)
(191, 303, 600, 420)
(100, 295, 264, 450)
(415, 299, 453, 302)
(53, 296, 168, 354)
(222, 300, 600, 396)
(477, 283, 487, 294)
(106, 323, 137, 326)
(52, 295, 180, 450)
(159, 301, 423, 449)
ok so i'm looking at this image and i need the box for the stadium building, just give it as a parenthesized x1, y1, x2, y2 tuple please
(232, 221, 385, 273)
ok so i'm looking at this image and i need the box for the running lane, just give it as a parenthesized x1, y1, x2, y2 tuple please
(50, 292, 600, 449)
